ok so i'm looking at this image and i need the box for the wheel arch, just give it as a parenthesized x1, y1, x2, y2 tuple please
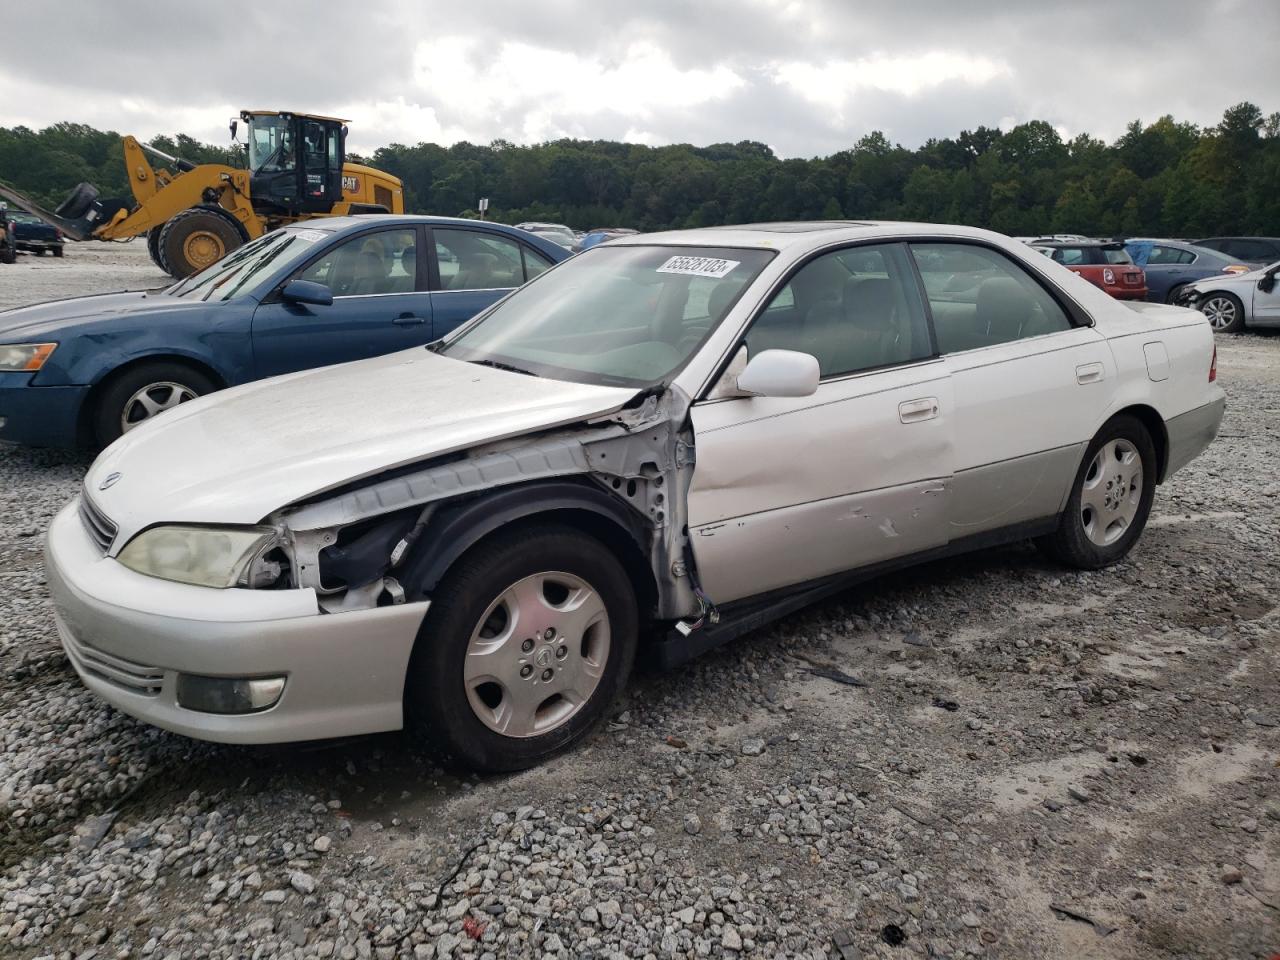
(1109, 403, 1170, 483)
(77, 353, 229, 445)
(399, 479, 659, 620)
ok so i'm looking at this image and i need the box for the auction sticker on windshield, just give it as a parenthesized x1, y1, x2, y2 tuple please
(657, 255, 741, 279)
(292, 229, 328, 243)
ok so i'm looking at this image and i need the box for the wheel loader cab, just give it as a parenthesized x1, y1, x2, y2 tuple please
(244, 112, 345, 216)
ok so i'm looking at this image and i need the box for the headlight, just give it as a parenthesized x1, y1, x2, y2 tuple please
(0, 343, 57, 372)
(117, 525, 280, 588)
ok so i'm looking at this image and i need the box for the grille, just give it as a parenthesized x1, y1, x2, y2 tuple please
(60, 628, 164, 697)
(78, 492, 118, 554)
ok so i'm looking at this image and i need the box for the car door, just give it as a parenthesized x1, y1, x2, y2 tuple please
(428, 227, 555, 339)
(250, 226, 432, 377)
(687, 242, 954, 605)
(909, 242, 1115, 540)
(1251, 267, 1280, 322)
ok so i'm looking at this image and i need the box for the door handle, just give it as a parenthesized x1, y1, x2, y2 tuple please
(898, 397, 939, 423)
(393, 313, 426, 326)
(1076, 362, 1105, 385)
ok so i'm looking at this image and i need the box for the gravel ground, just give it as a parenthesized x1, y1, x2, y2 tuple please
(0, 248, 1277, 959)
(0, 240, 169, 312)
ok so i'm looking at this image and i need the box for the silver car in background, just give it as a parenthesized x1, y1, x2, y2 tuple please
(1179, 260, 1280, 332)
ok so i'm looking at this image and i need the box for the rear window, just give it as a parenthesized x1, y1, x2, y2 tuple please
(1102, 247, 1133, 265)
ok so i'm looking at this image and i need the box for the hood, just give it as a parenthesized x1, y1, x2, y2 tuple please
(85, 349, 638, 545)
(0, 290, 202, 340)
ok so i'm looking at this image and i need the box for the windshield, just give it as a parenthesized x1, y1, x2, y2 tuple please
(166, 227, 332, 302)
(442, 245, 775, 387)
(248, 115, 293, 172)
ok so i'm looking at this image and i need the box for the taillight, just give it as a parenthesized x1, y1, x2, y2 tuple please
(1209, 345, 1217, 382)
(1103, 268, 1116, 284)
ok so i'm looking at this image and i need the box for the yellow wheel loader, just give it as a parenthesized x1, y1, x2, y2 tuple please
(0, 111, 405, 278)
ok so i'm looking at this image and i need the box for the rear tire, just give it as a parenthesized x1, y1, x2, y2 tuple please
(157, 208, 243, 279)
(92, 361, 218, 448)
(406, 522, 638, 773)
(0, 244, 14, 265)
(52, 245, 64, 258)
(1200, 292, 1246, 333)
(1035, 415, 1157, 569)
(146, 227, 168, 272)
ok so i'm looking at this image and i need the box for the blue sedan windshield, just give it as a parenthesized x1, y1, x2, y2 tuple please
(166, 227, 334, 302)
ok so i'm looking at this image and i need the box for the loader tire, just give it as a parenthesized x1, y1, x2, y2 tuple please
(55, 182, 98, 220)
(146, 227, 168, 273)
(157, 208, 243, 279)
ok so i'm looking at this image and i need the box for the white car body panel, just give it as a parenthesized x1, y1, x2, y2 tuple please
(86, 349, 637, 547)
(1187, 262, 1280, 327)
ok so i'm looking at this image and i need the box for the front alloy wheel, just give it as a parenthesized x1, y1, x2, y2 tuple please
(1201, 293, 1245, 333)
(121, 381, 199, 434)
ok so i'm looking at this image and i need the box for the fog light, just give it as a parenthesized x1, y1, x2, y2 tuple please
(176, 674, 286, 714)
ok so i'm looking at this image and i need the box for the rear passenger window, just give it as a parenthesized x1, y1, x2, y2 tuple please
(744, 243, 932, 378)
(434, 229, 528, 290)
(1148, 245, 1195, 265)
(910, 243, 1073, 353)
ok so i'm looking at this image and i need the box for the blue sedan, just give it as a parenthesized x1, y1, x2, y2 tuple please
(0, 216, 568, 448)
(1123, 238, 1253, 303)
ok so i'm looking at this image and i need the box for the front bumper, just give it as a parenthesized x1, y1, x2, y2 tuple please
(1164, 394, 1226, 480)
(44, 501, 430, 744)
(0, 374, 87, 447)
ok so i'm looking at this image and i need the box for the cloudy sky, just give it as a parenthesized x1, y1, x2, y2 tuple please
(3, 0, 1278, 158)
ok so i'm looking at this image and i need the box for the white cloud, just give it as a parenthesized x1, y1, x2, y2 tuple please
(411, 37, 745, 138)
(773, 51, 1012, 121)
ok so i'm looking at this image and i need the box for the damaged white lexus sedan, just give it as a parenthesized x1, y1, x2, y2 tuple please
(46, 221, 1225, 771)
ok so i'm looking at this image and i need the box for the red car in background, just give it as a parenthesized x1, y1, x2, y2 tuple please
(1031, 240, 1148, 301)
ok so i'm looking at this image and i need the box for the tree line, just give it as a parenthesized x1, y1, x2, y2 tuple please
(2, 102, 1277, 238)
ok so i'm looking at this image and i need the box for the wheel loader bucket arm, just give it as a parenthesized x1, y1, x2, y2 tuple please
(100, 164, 261, 241)
(0, 182, 99, 241)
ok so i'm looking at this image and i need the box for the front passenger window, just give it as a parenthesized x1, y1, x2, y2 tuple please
(910, 243, 1073, 353)
(744, 243, 932, 378)
(296, 229, 417, 296)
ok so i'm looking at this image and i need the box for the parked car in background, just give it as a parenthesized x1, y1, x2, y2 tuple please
(9, 210, 64, 257)
(46, 221, 1223, 771)
(1031, 240, 1147, 300)
(573, 227, 638, 253)
(1194, 236, 1280, 266)
(0, 205, 15, 265)
(1123, 239, 1253, 303)
(0, 216, 568, 448)
(514, 222, 575, 250)
(1177, 260, 1280, 332)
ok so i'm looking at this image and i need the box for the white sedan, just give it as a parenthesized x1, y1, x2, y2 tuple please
(1181, 260, 1280, 332)
(46, 221, 1225, 771)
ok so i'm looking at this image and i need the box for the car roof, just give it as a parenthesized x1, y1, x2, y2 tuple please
(1033, 239, 1122, 248)
(1198, 235, 1280, 242)
(609, 220, 1017, 250)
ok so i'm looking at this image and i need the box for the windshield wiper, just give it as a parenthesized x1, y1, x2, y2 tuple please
(468, 358, 539, 377)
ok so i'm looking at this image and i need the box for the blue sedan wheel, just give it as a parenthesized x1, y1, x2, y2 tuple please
(93, 362, 218, 447)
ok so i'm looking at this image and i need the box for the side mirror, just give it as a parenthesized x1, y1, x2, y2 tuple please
(1259, 274, 1276, 294)
(735, 349, 820, 398)
(229, 119, 238, 141)
(281, 279, 333, 306)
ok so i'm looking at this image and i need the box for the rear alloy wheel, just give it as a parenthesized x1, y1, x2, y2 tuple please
(1200, 292, 1246, 333)
(407, 522, 638, 772)
(93, 362, 218, 447)
(1036, 415, 1157, 569)
(157, 208, 243, 279)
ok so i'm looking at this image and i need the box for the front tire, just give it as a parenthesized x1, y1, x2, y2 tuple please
(92, 361, 217, 448)
(157, 208, 243, 279)
(1036, 415, 1157, 569)
(52, 245, 64, 258)
(406, 522, 638, 773)
(1200, 292, 1246, 333)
